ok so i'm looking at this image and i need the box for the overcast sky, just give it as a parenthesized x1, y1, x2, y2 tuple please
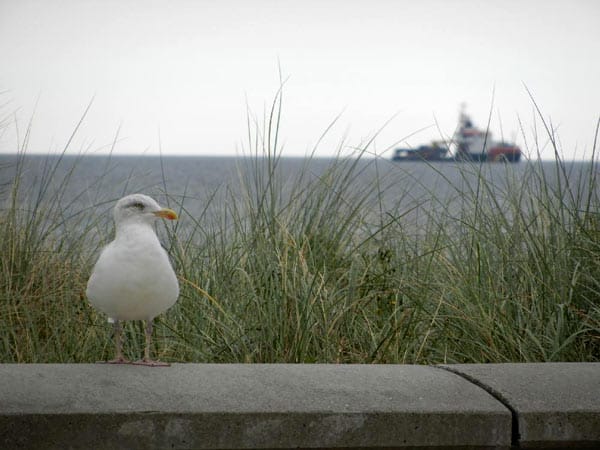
(1, 0, 598, 159)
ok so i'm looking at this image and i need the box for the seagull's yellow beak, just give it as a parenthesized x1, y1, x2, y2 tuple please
(153, 208, 178, 220)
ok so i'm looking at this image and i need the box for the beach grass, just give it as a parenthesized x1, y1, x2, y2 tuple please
(0, 95, 599, 364)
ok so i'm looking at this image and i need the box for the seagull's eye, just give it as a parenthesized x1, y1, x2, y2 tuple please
(128, 201, 145, 211)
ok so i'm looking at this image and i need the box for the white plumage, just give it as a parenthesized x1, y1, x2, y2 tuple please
(87, 194, 179, 366)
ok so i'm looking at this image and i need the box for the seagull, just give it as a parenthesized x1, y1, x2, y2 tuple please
(86, 194, 179, 366)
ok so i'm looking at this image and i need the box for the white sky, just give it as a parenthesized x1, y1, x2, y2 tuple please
(0, 0, 598, 159)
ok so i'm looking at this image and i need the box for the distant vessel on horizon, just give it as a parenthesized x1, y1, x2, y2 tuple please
(392, 109, 522, 163)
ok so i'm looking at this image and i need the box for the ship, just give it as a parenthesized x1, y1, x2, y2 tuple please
(392, 110, 522, 163)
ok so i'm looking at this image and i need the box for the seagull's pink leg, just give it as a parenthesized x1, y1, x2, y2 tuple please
(101, 320, 131, 364)
(132, 319, 170, 367)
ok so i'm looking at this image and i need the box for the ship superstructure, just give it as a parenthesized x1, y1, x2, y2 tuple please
(454, 112, 521, 162)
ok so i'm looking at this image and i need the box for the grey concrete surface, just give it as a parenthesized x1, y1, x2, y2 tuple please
(0, 364, 510, 449)
(440, 363, 600, 449)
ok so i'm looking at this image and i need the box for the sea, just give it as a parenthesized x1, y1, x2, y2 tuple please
(1, 154, 598, 238)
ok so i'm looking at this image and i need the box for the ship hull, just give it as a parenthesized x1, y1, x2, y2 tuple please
(456, 147, 521, 163)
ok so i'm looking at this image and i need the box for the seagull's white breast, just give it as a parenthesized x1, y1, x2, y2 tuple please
(86, 223, 179, 321)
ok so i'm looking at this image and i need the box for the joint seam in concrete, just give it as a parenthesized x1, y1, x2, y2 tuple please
(436, 365, 521, 448)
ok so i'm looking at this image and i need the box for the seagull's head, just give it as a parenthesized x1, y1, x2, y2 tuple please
(113, 194, 178, 228)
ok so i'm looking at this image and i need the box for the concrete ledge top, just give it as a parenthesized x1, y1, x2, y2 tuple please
(440, 363, 600, 447)
(1, 363, 598, 449)
(0, 364, 504, 415)
(1, 364, 509, 449)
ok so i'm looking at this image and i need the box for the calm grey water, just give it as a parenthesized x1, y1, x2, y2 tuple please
(1, 154, 597, 238)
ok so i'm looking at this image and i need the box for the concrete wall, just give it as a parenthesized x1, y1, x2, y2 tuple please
(0, 363, 598, 449)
